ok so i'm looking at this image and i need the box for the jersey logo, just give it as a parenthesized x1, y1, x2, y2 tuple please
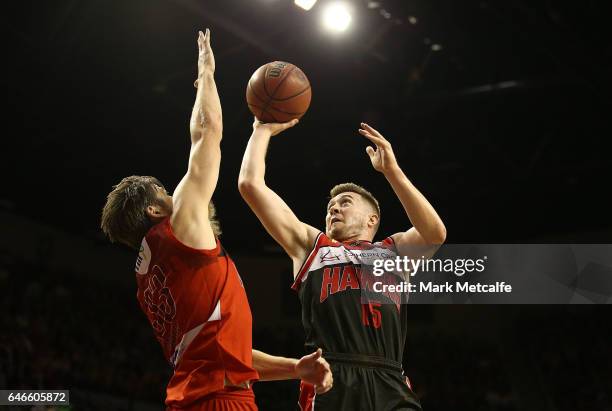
(308, 245, 395, 274)
(319, 249, 341, 263)
(143, 265, 176, 336)
(135, 238, 151, 275)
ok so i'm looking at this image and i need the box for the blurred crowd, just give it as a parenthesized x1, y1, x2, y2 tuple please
(0, 253, 169, 410)
(526, 307, 611, 411)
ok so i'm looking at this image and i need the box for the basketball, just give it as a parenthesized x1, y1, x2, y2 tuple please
(246, 61, 312, 123)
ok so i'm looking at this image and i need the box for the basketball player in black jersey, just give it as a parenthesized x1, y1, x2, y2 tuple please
(238, 119, 446, 410)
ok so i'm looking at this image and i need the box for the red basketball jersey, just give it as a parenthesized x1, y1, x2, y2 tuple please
(135, 218, 259, 408)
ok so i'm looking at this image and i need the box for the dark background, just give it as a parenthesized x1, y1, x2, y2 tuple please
(1, 0, 611, 410)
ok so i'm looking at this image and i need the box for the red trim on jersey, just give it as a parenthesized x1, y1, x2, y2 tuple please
(297, 381, 315, 411)
(291, 232, 324, 291)
(382, 235, 397, 251)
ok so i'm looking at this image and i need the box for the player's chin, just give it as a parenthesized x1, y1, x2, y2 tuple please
(330, 227, 351, 241)
(327, 227, 341, 239)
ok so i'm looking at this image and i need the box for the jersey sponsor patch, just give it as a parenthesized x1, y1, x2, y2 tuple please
(303, 245, 396, 283)
(298, 236, 406, 309)
(135, 238, 151, 275)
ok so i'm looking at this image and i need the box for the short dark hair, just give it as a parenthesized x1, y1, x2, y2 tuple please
(100, 176, 165, 251)
(329, 182, 380, 231)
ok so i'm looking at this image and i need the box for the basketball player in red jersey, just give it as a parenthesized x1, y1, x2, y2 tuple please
(239, 119, 446, 410)
(101, 30, 332, 411)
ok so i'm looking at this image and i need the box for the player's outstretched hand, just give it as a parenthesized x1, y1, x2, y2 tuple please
(252, 117, 299, 137)
(295, 348, 334, 394)
(195, 29, 215, 88)
(358, 122, 399, 173)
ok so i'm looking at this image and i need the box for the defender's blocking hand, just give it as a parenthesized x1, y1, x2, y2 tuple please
(195, 29, 215, 87)
(295, 348, 334, 394)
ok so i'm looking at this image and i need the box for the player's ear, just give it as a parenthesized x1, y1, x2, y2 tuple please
(367, 213, 379, 229)
(146, 204, 167, 222)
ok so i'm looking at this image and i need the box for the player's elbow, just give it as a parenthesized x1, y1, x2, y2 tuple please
(238, 177, 263, 199)
(191, 114, 223, 141)
(207, 114, 223, 137)
(238, 177, 254, 198)
(429, 224, 447, 245)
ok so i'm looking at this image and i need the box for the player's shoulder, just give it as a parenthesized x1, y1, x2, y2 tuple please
(149, 216, 221, 257)
(376, 235, 396, 248)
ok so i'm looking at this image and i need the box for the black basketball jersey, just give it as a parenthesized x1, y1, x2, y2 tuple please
(292, 232, 409, 363)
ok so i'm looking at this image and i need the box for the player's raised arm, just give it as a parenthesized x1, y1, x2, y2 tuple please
(170, 29, 222, 250)
(238, 119, 319, 271)
(358, 122, 447, 250)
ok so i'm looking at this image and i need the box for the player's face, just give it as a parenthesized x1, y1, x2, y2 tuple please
(325, 192, 371, 241)
(153, 184, 173, 215)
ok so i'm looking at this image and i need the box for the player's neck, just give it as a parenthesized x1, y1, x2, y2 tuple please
(335, 233, 373, 244)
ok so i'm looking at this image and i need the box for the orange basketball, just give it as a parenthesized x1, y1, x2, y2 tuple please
(246, 61, 312, 123)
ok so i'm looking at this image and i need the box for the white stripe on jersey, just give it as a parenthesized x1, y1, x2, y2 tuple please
(135, 238, 151, 275)
(207, 299, 221, 322)
(170, 300, 221, 367)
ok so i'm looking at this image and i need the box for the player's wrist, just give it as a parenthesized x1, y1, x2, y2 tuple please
(291, 358, 301, 378)
(382, 164, 402, 176)
(252, 126, 273, 139)
(197, 69, 215, 79)
(194, 71, 215, 88)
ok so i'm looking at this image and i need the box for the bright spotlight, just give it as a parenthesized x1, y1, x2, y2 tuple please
(295, 0, 317, 11)
(322, 2, 352, 32)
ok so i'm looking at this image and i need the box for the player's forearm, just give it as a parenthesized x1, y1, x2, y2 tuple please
(238, 129, 272, 187)
(190, 70, 222, 142)
(252, 349, 298, 381)
(384, 166, 447, 244)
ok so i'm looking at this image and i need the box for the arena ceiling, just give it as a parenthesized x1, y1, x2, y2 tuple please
(3, 0, 611, 252)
